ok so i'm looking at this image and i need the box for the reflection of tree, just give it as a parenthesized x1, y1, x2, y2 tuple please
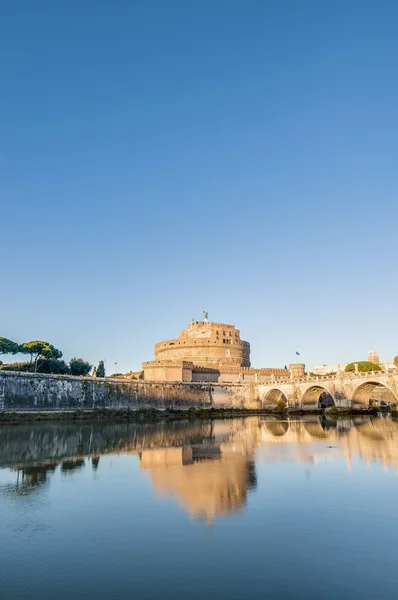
(92, 456, 100, 470)
(61, 459, 85, 473)
(3, 415, 398, 514)
(22, 464, 57, 486)
(246, 460, 257, 490)
(3, 463, 58, 497)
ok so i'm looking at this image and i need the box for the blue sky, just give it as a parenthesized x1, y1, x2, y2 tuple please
(1, 0, 397, 373)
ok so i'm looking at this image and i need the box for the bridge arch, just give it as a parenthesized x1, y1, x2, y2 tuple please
(265, 420, 289, 437)
(351, 381, 398, 407)
(301, 385, 335, 408)
(302, 417, 334, 439)
(263, 388, 288, 407)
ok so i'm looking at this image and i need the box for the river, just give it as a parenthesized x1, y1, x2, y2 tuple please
(1, 415, 397, 599)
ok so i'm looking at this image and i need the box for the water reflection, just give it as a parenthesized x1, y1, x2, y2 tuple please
(1, 415, 398, 517)
(140, 447, 257, 521)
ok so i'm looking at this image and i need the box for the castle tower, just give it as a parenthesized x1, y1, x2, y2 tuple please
(368, 350, 380, 365)
(289, 363, 305, 379)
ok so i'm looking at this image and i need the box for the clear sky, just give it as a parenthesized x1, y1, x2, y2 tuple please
(1, 0, 398, 374)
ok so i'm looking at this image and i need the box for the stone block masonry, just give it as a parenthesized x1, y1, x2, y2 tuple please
(3, 369, 394, 414)
(0, 371, 260, 412)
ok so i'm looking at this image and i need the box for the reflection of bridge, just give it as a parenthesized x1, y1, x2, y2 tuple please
(3, 416, 398, 521)
(255, 370, 398, 409)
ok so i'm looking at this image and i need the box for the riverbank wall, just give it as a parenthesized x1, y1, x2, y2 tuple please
(0, 371, 259, 412)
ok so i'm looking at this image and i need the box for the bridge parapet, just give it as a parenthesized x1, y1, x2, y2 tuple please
(258, 369, 398, 410)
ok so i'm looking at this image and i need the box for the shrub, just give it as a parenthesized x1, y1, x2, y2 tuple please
(38, 359, 69, 374)
(0, 362, 33, 372)
(69, 358, 92, 377)
(0, 359, 69, 374)
(276, 398, 287, 412)
(345, 361, 382, 373)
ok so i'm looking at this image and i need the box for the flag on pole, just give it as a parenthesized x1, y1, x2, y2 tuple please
(296, 351, 300, 356)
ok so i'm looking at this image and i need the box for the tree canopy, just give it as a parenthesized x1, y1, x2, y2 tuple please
(69, 358, 92, 377)
(37, 359, 70, 375)
(0, 337, 20, 356)
(20, 341, 63, 372)
(1, 336, 95, 376)
(96, 360, 105, 378)
(345, 361, 382, 372)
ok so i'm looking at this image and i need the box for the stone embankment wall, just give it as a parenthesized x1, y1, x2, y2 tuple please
(0, 371, 259, 412)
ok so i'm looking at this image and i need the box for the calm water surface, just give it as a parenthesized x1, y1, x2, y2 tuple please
(1, 415, 398, 599)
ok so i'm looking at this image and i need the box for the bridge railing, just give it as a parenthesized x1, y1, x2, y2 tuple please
(260, 369, 392, 386)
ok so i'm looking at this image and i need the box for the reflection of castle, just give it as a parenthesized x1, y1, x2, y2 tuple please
(138, 419, 262, 521)
(4, 416, 398, 515)
(142, 318, 288, 383)
(140, 443, 257, 522)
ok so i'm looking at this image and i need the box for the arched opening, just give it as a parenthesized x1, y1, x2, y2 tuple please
(301, 386, 335, 409)
(352, 382, 397, 408)
(265, 420, 289, 437)
(263, 388, 288, 408)
(303, 417, 334, 439)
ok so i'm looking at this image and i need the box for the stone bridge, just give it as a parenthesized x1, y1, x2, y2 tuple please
(256, 370, 398, 410)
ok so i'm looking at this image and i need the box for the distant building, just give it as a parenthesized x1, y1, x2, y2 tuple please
(368, 350, 380, 364)
(313, 364, 343, 375)
(313, 350, 397, 375)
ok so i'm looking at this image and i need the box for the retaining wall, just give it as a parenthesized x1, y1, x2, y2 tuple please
(0, 371, 259, 411)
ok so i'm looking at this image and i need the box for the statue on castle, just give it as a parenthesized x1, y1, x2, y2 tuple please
(203, 310, 209, 321)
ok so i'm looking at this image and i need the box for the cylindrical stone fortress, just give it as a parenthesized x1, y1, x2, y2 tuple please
(153, 321, 251, 368)
(142, 318, 288, 382)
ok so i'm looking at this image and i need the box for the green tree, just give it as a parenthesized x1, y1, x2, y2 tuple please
(20, 341, 62, 373)
(0, 336, 20, 357)
(38, 359, 69, 374)
(69, 358, 92, 377)
(345, 361, 382, 373)
(96, 360, 105, 378)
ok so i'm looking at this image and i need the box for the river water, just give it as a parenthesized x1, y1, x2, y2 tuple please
(1, 415, 397, 599)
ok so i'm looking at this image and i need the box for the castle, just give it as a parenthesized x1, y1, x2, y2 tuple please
(142, 314, 289, 383)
